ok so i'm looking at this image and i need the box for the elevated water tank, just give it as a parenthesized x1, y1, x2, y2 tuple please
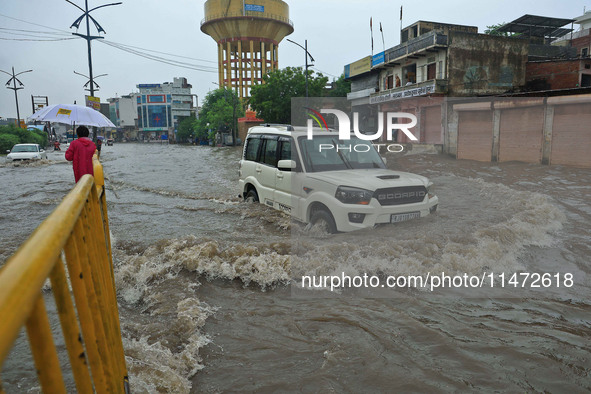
(201, 0, 294, 98)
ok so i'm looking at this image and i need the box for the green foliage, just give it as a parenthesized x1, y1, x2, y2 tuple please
(176, 116, 196, 143)
(248, 67, 329, 124)
(0, 134, 20, 153)
(327, 74, 352, 97)
(484, 23, 520, 37)
(0, 124, 47, 153)
(194, 88, 245, 142)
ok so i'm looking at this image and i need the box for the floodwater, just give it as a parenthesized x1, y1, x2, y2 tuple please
(1, 143, 590, 392)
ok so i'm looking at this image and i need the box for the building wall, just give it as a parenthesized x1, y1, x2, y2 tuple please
(447, 31, 529, 96)
(118, 96, 138, 128)
(402, 21, 477, 43)
(526, 60, 583, 90)
(571, 32, 591, 56)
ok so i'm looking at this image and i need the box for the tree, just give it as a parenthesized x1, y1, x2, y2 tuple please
(484, 23, 520, 37)
(176, 116, 195, 143)
(0, 124, 47, 151)
(194, 88, 245, 143)
(327, 74, 351, 97)
(249, 67, 329, 124)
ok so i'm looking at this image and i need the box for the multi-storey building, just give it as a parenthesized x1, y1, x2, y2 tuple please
(136, 77, 197, 140)
(344, 21, 529, 144)
(108, 94, 138, 140)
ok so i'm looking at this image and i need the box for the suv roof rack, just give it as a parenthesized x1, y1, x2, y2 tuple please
(260, 123, 294, 131)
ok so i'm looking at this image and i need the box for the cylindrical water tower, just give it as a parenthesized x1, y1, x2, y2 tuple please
(201, 0, 294, 99)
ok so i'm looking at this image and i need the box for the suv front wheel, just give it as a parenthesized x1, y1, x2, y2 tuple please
(245, 189, 259, 203)
(309, 209, 337, 234)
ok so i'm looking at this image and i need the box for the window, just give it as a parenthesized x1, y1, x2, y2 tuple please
(427, 63, 436, 80)
(261, 138, 278, 166)
(582, 48, 589, 58)
(245, 137, 261, 161)
(279, 139, 291, 161)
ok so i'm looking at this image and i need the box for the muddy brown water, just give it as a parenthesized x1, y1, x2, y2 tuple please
(1, 143, 589, 392)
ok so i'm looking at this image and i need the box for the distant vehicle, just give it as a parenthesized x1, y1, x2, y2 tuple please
(6, 144, 48, 162)
(106, 139, 114, 146)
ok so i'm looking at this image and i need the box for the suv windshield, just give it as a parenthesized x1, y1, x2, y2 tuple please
(298, 135, 386, 173)
(11, 145, 37, 153)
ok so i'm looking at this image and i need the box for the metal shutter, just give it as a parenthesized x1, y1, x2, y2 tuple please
(457, 110, 493, 161)
(499, 107, 544, 163)
(551, 103, 591, 167)
(423, 106, 442, 144)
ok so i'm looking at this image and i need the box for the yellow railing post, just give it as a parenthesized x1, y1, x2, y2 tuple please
(49, 258, 94, 393)
(0, 157, 128, 393)
(26, 294, 67, 394)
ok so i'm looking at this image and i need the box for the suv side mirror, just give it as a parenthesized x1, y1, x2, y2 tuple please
(278, 160, 296, 170)
(6, 150, 10, 154)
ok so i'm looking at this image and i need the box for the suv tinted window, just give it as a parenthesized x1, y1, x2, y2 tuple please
(261, 138, 278, 166)
(245, 137, 261, 161)
(279, 139, 291, 161)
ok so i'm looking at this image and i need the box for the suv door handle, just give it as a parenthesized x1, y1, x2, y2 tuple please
(277, 173, 284, 179)
(255, 166, 262, 173)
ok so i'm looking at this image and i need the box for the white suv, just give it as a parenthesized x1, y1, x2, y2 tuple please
(238, 125, 438, 233)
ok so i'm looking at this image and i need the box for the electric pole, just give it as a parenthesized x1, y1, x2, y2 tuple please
(66, 0, 121, 97)
(1, 67, 33, 128)
(287, 39, 315, 98)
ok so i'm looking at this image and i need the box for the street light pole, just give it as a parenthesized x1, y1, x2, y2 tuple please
(286, 39, 315, 98)
(74, 70, 107, 92)
(1, 67, 33, 128)
(66, 0, 121, 97)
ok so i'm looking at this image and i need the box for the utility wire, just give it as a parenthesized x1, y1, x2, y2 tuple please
(101, 39, 217, 64)
(0, 12, 72, 33)
(0, 12, 218, 73)
(98, 40, 217, 73)
(0, 27, 72, 36)
(99, 40, 217, 70)
(0, 36, 78, 42)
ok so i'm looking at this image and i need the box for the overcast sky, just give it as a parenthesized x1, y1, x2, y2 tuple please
(0, 0, 588, 119)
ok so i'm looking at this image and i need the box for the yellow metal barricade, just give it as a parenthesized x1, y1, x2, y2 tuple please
(0, 155, 128, 393)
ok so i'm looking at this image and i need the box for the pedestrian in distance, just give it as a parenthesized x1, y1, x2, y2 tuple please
(65, 125, 97, 183)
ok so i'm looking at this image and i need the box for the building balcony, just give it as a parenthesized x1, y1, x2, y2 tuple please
(369, 79, 448, 104)
(347, 88, 377, 100)
(382, 31, 448, 65)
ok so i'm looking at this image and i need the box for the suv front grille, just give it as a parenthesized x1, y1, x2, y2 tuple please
(374, 186, 427, 206)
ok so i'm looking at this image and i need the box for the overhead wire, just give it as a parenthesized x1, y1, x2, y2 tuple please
(0, 36, 78, 42)
(0, 12, 218, 74)
(0, 12, 72, 34)
(98, 41, 218, 73)
(101, 40, 217, 64)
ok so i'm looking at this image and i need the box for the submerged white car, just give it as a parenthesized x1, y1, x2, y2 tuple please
(6, 144, 47, 162)
(238, 125, 438, 233)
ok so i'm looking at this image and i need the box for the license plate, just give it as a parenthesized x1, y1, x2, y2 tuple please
(390, 211, 421, 223)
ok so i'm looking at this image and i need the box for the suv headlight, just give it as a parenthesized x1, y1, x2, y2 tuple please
(427, 182, 435, 198)
(335, 186, 373, 205)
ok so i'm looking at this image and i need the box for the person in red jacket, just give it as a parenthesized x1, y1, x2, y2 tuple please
(65, 126, 97, 182)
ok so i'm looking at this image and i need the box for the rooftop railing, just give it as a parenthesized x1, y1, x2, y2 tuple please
(201, 11, 294, 27)
(385, 31, 448, 64)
